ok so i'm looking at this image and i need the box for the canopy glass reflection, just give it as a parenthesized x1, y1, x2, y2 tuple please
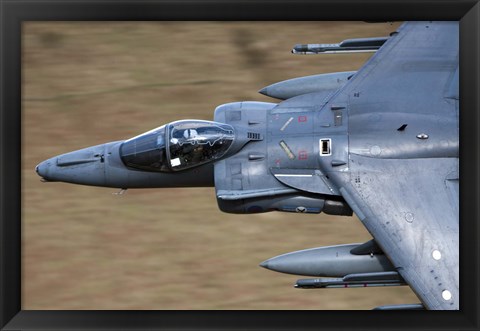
(120, 121, 235, 172)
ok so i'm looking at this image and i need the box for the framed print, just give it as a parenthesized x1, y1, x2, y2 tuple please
(1, 0, 479, 330)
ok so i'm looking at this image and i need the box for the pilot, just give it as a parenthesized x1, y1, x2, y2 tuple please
(183, 128, 198, 140)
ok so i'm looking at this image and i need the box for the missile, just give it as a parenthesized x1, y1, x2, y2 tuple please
(373, 304, 425, 310)
(260, 242, 395, 277)
(295, 271, 406, 289)
(292, 37, 389, 54)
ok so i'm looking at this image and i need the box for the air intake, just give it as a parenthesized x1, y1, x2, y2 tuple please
(247, 132, 262, 141)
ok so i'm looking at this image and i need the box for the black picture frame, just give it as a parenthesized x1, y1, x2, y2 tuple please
(1, 0, 479, 330)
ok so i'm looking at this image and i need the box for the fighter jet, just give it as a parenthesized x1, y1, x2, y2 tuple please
(36, 21, 458, 310)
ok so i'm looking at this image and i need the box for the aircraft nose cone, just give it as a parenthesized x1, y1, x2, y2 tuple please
(35, 144, 108, 186)
(35, 160, 52, 181)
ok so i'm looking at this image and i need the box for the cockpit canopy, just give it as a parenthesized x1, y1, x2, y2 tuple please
(120, 120, 235, 172)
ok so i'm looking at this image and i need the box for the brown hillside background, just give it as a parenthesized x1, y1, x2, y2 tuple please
(22, 21, 418, 309)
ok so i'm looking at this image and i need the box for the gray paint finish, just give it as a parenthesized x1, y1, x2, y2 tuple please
(260, 243, 395, 277)
(259, 71, 355, 100)
(36, 21, 458, 310)
(318, 22, 459, 309)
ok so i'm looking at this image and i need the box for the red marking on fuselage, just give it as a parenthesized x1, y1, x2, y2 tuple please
(298, 115, 307, 122)
(298, 151, 308, 160)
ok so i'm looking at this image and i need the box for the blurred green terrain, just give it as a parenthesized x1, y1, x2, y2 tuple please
(22, 21, 418, 309)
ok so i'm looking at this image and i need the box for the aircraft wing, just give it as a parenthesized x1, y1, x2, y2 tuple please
(323, 22, 459, 309)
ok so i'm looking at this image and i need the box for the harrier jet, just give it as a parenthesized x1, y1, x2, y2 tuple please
(36, 21, 459, 310)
